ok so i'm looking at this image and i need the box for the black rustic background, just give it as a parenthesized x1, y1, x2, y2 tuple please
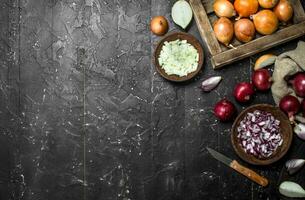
(0, 0, 305, 199)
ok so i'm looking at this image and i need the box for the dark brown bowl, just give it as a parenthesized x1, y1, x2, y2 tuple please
(153, 32, 204, 82)
(231, 104, 293, 165)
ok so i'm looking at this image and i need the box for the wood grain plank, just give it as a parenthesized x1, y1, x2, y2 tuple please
(212, 21, 305, 69)
(190, 0, 222, 55)
(202, 0, 214, 14)
(292, 0, 305, 23)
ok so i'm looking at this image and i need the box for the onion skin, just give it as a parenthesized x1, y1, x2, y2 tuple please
(214, 99, 236, 121)
(279, 95, 300, 122)
(213, 0, 236, 18)
(291, 73, 305, 97)
(234, 19, 255, 43)
(213, 17, 234, 46)
(294, 123, 305, 141)
(258, 0, 279, 8)
(252, 10, 279, 35)
(254, 54, 277, 70)
(201, 76, 222, 92)
(274, 0, 294, 23)
(234, 0, 259, 18)
(150, 16, 169, 36)
(286, 159, 305, 175)
(252, 69, 272, 91)
(233, 82, 255, 102)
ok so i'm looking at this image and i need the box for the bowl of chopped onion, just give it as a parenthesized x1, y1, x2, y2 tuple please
(154, 32, 204, 82)
(231, 104, 293, 165)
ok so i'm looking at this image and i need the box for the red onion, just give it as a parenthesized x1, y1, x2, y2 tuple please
(279, 95, 300, 122)
(214, 99, 236, 121)
(291, 73, 305, 97)
(252, 69, 272, 91)
(237, 110, 282, 158)
(233, 82, 255, 103)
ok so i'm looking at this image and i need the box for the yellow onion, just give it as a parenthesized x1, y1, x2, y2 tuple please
(234, 0, 259, 18)
(213, 17, 234, 46)
(213, 0, 236, 18)
(150, 16, 169, 36)
(234, 18, 255, 43)
(258, 0, 279, 8)
(274, 0, 294, 23)
(252, 10, 279, 35)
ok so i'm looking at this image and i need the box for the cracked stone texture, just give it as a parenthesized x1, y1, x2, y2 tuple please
(0, 0, 305, 199)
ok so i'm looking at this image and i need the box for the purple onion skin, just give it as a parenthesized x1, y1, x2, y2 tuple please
(214, 99, 236, 122)
(292, 73, 305, 97)
(252, 69, 272, 91)
(233, 82, 255, 103)
(201, 76, 222, 92)
(279, 95, 300, 121)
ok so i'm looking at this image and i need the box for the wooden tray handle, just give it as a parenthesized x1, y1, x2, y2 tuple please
(230, 160, 269, 187)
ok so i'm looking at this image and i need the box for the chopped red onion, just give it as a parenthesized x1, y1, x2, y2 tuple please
(237, 110, 282, 158)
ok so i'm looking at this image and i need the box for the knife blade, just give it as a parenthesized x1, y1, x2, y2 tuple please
(207, 147, 269, 187)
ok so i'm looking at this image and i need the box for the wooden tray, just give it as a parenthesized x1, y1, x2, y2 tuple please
(189, 0, 305, 69)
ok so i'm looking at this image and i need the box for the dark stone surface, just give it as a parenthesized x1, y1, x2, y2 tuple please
(0, 0, 304, 199)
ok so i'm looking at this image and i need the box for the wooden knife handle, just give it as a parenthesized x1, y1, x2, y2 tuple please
(230, 160, 269, 187)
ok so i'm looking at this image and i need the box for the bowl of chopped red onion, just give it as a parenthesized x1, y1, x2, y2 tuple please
(231, 104, 293, 165)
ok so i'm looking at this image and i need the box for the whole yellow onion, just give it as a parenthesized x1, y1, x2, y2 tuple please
(252, 10, 279, 35)
(258, 0, 279, 8)
(234, 0, 259, 18)
(213, 0, 236, 18)
(274, 0, 294, 23)
(213, 17, 234, 46)
(234, 18, 256, 43)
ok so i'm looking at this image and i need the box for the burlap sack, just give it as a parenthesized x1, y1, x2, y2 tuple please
(271, 41, 305, 105)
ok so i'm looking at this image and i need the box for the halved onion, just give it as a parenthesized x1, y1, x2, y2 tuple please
(171, 0, 193, 29)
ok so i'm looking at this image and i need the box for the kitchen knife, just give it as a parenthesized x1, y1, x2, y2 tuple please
(207, 147, 269, 187)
